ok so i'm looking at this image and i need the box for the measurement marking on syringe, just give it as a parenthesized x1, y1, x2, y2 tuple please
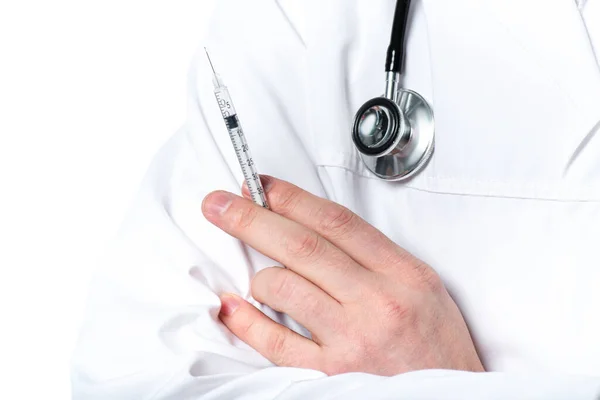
(204, 48, 269, 209)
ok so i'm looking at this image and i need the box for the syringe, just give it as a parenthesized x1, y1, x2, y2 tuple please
(205, 48, 269, 209)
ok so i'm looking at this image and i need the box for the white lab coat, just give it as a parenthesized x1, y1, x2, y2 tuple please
(72, 0, 600, 398)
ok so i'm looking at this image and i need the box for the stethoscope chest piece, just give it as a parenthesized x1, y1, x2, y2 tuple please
(352, 88, 434, 181)
(351, 0, 435, 182)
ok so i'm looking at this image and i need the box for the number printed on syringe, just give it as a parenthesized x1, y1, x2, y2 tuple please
(205, 48, 269, 208)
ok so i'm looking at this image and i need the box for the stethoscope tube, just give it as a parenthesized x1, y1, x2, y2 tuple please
(351, 0, 435, 181)
(386, 0, 412, 74)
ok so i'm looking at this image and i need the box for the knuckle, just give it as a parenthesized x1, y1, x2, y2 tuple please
(376, 293, 413, 322)
(412, 263, 444, 293)
(232, 205, 259, 229)
(285, 231, 324, 260)
(240, 317, 257, 338)
(269, 270, 296, 302)
(265, 330, 289, 362)
(318, 205, 358, 238)
(273, 186, 301, 216)
(390, 251, 444, 294)
(301, 291, 328, 321)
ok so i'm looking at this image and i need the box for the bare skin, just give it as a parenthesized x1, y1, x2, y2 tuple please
(202, 176, 484, 376)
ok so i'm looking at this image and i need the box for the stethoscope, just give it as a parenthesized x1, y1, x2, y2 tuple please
(352, 0, 434, 181)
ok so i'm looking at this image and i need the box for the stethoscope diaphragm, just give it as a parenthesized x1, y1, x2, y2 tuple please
(352, 89, 434, 181)
(351, 0, 435, 181)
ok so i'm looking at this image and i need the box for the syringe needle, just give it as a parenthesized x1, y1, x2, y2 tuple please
(205, 48, 225, 89)
(204, 47, 217, 75)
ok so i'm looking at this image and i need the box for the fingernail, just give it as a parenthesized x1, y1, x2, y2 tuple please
(242, 175, 273, 197)
(220, 294, 241, 316)
(261, 175, 274, 192)
(241, 182, 250, 197)
(203, 192, 233, 217)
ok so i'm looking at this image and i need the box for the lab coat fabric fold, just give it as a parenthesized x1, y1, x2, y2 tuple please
(72, 0, 600, 398)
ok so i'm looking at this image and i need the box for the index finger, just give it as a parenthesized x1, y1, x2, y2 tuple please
(242, 176, 416, 273)
(202, 191, 371, 301)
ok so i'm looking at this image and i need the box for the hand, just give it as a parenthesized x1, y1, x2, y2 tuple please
(202, 176, 484, 376)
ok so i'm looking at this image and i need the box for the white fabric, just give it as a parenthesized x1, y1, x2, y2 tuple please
(72, 0, 600, 398)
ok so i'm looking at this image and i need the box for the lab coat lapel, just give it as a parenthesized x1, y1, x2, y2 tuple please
(303, 0, 400, 172)
(421, 0, 600, 183)
(469, 0, 600, 144)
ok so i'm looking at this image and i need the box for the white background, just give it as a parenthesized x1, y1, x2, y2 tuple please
(0, 1, 213, 398)
(0, 1, 598, 400)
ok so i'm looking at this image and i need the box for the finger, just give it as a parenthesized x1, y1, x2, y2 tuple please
(243, 176, 413, 273)
(219, 293, 321, 368)
(252, 267, 345, 342)
(203, 191, 370, 301)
